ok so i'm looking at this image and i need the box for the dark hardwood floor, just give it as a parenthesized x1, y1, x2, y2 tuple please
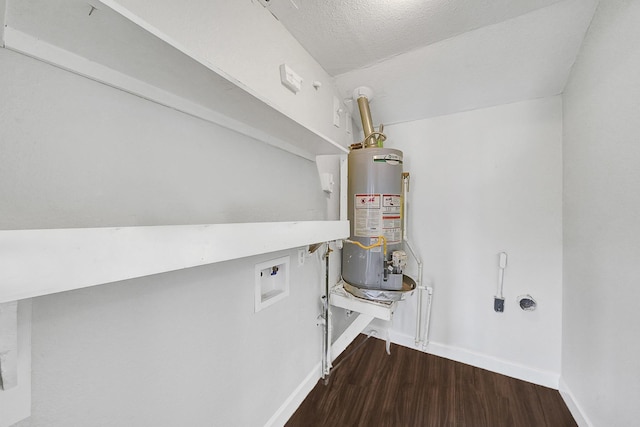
(286, 334, 576, 427)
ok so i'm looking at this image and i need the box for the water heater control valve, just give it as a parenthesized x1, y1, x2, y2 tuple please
(392, 251, 408, 271)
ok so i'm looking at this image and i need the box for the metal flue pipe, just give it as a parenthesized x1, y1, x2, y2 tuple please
(357, 96, 377, 148)
(353, 86, 379, 148)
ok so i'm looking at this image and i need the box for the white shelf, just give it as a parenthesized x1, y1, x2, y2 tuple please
(330, 281, 397, 322)
(2, 1, 349, 161)
(0, 221, 349, 303)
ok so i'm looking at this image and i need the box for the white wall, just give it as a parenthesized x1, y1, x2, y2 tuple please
(0, 51, 327, 229)
(23, 252, 324, 427)
(335, 0, 596, 129)
(1, 47, 330, 426)
(562, 1, 640, 425)
(378, 97, 564, 387)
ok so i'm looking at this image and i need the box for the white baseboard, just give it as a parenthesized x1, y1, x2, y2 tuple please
(386, 330, 560, 389)
(558, 377, 593, 427)
(264, 362, 321, 427)
(265, 314, 374, 427)
(264, 330, 566, 426)
(265, 313, 376, 427)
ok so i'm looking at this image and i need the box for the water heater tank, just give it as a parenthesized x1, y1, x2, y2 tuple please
(342, 147, 404, 290)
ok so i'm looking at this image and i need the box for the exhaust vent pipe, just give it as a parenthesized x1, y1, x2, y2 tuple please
(353, 87, 385, 148)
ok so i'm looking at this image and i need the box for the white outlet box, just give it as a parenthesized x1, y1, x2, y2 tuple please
(255, 256, 290, 312)
(298, 249, 306, 266)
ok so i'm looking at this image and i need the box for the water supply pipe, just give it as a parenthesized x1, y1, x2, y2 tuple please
(321, 242, 333, 379)
(402, 172, 430, 348)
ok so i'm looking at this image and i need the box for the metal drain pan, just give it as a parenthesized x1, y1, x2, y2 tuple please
(343, 275, 416, 302)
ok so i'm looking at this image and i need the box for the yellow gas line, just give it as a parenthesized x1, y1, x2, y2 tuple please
(344, 236, 387, 256)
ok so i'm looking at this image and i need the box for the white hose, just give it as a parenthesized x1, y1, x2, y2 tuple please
(497, 252, 507, 298)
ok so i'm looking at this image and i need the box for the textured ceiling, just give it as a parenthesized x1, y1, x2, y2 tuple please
(265, 0, 598, 128)
(6, 0, 599, 133)
(264, 0, 568, 75)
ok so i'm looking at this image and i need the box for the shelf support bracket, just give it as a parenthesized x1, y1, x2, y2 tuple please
(0, 301, 18, 390)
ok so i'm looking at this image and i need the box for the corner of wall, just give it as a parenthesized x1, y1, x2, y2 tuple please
(558, 377, 593, 427)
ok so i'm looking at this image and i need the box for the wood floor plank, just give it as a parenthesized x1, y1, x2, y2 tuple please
(286, 335, 576, 427)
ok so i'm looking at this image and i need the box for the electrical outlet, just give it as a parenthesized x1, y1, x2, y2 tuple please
(298, 249, 306, 266)
(494, 297, 505, 313)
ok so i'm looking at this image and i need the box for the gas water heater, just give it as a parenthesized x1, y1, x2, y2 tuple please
(342, 88, 415, 301)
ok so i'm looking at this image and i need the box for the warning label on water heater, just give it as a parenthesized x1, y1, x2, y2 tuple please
(354, 194, 402, 244)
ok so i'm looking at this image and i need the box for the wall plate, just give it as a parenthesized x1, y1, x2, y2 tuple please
(255, 256, 290, 312)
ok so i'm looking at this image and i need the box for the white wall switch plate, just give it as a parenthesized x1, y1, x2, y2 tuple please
(280, 64, 302, 94)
